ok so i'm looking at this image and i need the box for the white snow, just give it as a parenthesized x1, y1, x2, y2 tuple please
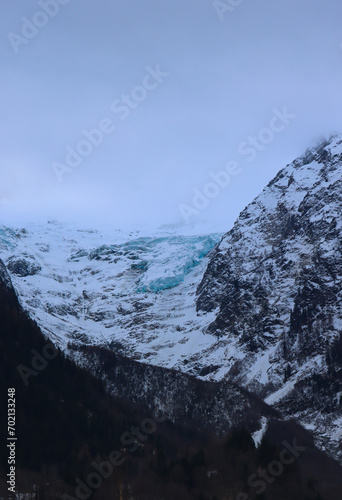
(252, 417, 268, 447)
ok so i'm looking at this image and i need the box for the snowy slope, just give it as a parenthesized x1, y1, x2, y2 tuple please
(196, 134, 342, 461)
(2, 135, 342, 462)
(0, 222, 225, 374)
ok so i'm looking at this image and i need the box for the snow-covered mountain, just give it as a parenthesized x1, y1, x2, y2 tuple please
(1, 134, 342, 462)
(196, 134, 342, 461)
(0, 223, 225, 373)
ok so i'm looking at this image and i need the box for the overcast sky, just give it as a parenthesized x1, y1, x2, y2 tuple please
(1, 0, 342, 233)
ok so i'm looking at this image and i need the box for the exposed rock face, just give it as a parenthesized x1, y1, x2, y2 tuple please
(196, 135, 342, 461)
(0, 224, 223, 371)
(1, 135, 342, 463)
(7, 257, 41, 277)
(0, 259, 13, 289)
(0, 254, 277, 441)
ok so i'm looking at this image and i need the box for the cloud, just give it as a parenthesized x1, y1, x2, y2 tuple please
(2, 0, 342, 231)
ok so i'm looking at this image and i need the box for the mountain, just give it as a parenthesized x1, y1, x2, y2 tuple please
(0, 224, 223, 373)
(196, 134, 342, 462)
(1, 135, 342, 468)
(0, 256, 149, 498)
(4, 258, 342, 500)
(0, 231, 278, 437)
(69, 342, 277, 435)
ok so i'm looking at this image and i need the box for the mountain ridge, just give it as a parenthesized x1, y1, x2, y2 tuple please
(1, 134, 342, 464)
(196, 134, 342, 461)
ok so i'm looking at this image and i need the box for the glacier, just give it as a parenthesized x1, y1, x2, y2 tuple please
(2, 135, 342, 464)
(0, 221, 224, 373)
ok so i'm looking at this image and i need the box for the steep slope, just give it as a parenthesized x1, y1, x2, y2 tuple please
(0, 258, 147, 498)
(0, 224, 223, 374)
(70, 342, 277, 435)
(1, 135, 342, 465)
(196, 134, 342, 461)
(4, 260, 342, 500)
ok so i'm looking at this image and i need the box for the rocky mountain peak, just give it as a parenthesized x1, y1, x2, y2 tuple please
(196, 134, 342, 461)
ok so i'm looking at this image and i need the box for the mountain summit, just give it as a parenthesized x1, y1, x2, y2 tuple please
(1, 135, 342, 463)
(196, 134, 342, 460)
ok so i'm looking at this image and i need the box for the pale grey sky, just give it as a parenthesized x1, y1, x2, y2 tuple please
(1, 0, 342, 232)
